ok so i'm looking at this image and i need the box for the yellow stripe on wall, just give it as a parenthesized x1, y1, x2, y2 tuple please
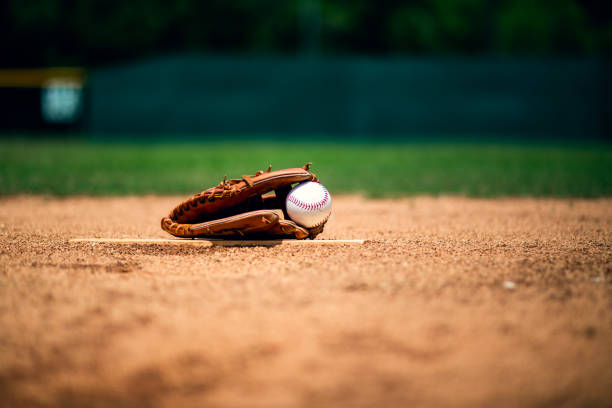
(0, 68, 86, 88)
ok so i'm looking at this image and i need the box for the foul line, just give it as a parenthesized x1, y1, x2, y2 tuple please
(69, 237, 365, 247)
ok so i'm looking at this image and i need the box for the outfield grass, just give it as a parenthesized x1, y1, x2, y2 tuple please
(1, 139, 611, 197)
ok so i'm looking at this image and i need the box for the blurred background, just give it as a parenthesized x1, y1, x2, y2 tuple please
(0, 0, 611, 196)
(1, 0, 611, 137)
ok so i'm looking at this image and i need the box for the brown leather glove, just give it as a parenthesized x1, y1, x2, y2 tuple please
(161, 163, 326, 239)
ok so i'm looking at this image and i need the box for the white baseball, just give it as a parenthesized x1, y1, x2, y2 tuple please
(286, 181, 332, 228)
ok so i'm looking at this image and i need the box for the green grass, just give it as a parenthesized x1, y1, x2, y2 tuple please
(1, 139, 611, 197)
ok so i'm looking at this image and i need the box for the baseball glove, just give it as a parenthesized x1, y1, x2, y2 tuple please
(161, 163, 326, 240)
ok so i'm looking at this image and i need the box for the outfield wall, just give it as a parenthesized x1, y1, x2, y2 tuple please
(86, 55, 609, 138)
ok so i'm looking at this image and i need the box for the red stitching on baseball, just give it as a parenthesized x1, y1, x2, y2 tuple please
(287, 186, 329, 211)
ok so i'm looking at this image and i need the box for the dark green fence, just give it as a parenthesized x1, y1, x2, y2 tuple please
(88, 55, 610, 138)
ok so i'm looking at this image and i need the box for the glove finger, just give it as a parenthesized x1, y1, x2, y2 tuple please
(162, 210, 280, 238)
(263, 219, 310, 240)
(171, 166, 315, 224)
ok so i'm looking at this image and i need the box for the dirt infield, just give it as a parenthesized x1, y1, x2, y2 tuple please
(0, 195, 611, 408)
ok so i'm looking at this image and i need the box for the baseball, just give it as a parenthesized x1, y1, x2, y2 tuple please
(286, 181, 332, 228)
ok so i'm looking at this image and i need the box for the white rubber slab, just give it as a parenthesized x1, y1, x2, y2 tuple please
(70, 238, 365, 247)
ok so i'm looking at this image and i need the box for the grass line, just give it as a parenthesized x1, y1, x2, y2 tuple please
(1, 139, 611, 197)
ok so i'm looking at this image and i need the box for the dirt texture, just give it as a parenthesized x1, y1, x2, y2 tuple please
(0, 195, 611, 408)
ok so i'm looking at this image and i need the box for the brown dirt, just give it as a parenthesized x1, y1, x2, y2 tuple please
(0, 195, 611, 408)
